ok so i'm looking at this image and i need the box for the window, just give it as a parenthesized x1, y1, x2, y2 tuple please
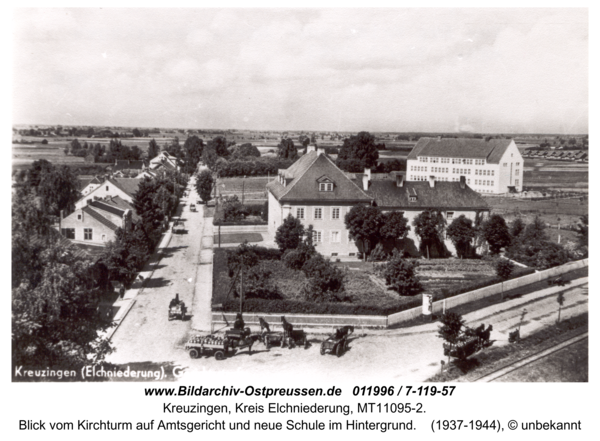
(332, 207, 340, 220)
(84, 228, 93, 240)
(467, 179, 471, 185)
(515, 169, 520, 175)
(313, 230, 322, 243)
(102, 234, 107, 242)
(77, 214, 82, 220)
(314, 208, 322, 220)
(516, 162, 521, 166)
(319, 183, 333, 191)
(503, 163, 507, 167)
(515, 179, 520, 186)
(331, 231, 340, 243)
(61, 228, 75, 239)
(296, 208, 305, 219)
(106, 186, 109, 191)
(447, 211, 454, 220)
(491, 170, 495, 176)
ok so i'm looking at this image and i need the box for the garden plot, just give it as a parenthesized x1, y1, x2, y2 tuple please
(415, 259, 496, 295)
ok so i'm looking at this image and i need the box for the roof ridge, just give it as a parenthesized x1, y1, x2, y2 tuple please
(277, 153, 321, 198)
(321, 153, 373, 200)
(82, 206, 119, 231)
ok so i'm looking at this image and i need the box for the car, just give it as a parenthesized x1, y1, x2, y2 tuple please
(190, 204, 196, 212)
(172, 221, 186, 234)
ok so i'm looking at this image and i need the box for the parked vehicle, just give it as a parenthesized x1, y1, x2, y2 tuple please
(172, 221, 186, 234)
(190, 203, 196, 212)
(185, 328, 260, 360)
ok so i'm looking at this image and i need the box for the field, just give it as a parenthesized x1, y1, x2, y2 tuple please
(523, 158, 588, 192)
(486, 196, 587, 229)
(215, 176, 270, 203)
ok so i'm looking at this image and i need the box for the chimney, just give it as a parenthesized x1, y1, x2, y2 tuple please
(307, 144, 316, 153)
(428, 175, 435, 188)
(395, 174, 404, 187)
(122, 209, 132, 230)
(59, 209, 64, 231)
(317, 146, 325, 156)
(362, 173, 370, 191)
(460, 175, 466, 189)
(364, 167, 371, 181)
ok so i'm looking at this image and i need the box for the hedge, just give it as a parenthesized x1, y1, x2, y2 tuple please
(219, 298, 416, 316)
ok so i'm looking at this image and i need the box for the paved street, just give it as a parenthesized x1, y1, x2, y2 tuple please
(107, 177, 214, 364)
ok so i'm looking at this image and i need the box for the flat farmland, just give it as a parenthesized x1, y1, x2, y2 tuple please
(486, 196, 587, 230)
(523, 158, 588, 192)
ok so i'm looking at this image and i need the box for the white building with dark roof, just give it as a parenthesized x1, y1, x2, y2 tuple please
(406, 137, 524, 194)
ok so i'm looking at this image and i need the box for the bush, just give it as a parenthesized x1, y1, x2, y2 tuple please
(367, 243, 388, 262)
(220, 298, 419, 316)
(244, 204, 264, 217)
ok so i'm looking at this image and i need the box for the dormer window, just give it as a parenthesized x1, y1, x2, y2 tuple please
(409, 196, 417, 202)
(319, 183, 333, 191)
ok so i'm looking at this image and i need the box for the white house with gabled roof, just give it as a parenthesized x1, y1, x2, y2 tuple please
(406, 137, 524, 194)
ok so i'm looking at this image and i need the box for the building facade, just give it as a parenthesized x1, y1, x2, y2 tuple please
(406, 137, 524, 194)
(267, 148, 373, 256)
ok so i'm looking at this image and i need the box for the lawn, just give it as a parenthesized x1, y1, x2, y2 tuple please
(213, 233, 263, 244)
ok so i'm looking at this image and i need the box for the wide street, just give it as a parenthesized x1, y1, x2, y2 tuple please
(107, 176, 213, 364)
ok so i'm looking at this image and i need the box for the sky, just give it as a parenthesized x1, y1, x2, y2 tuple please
(12, 8, 588, 134)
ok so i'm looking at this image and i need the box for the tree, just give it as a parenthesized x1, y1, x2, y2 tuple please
(446, 215, 475, 258)
(345, 205, 384, 259)
(277, 138, 298, 160)
(495, 258, 514, 299)
(520, 216, 548, 245)
(222, 195, 246, 222)
(202, 144, 218, 170)
(413, 209, 446, 258)
(275, 214, 305, 252)
(301, 254, 345, 303)
(12, 240, 113, 370)
(37, 165, 80, 216)
(383, 251, 423, 296)
(509, 218, 526, 239)
(101, 226, 150, 288)
(482, 214, 511, 254)
(283, 225, 316, 270)
(132, 128, 142, 137)
(437, 312, 465, 345)
(132, 177, 165, 246)
(380, 211, 410, 242)
(232, 143, 260, 159)
(336, 131, 379, 170)
(195, 170, 214, 203)
(148, 138, 160, 160)
(183, 135, 204, 173)
(209, 136, 230, 158)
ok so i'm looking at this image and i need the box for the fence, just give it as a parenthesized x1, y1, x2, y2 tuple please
(388, 258, 588, 325)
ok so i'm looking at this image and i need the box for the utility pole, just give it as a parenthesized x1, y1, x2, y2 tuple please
(239, 267, 244, 315)
(242, 175, 246, 205)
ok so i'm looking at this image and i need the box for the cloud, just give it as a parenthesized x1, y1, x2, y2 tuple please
(12, 8, 587, 133)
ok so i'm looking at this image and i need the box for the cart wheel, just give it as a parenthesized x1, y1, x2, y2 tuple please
(320, 343, 326, 356)
(266, 339, 271, 350)
(189, 348, 199, 359)
(303, 337, 309, 349)
(289, 338, 295, 349)
(344, 340, 349, 351)
(336, 343, 344, 357)
(214, 351, 225, 360)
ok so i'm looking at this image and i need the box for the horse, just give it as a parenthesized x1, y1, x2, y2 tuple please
(259, 317, 271, 334)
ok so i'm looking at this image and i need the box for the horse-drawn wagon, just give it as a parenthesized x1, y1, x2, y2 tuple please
(320, 326, 354, 357)
(185, 328, 259, 360)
